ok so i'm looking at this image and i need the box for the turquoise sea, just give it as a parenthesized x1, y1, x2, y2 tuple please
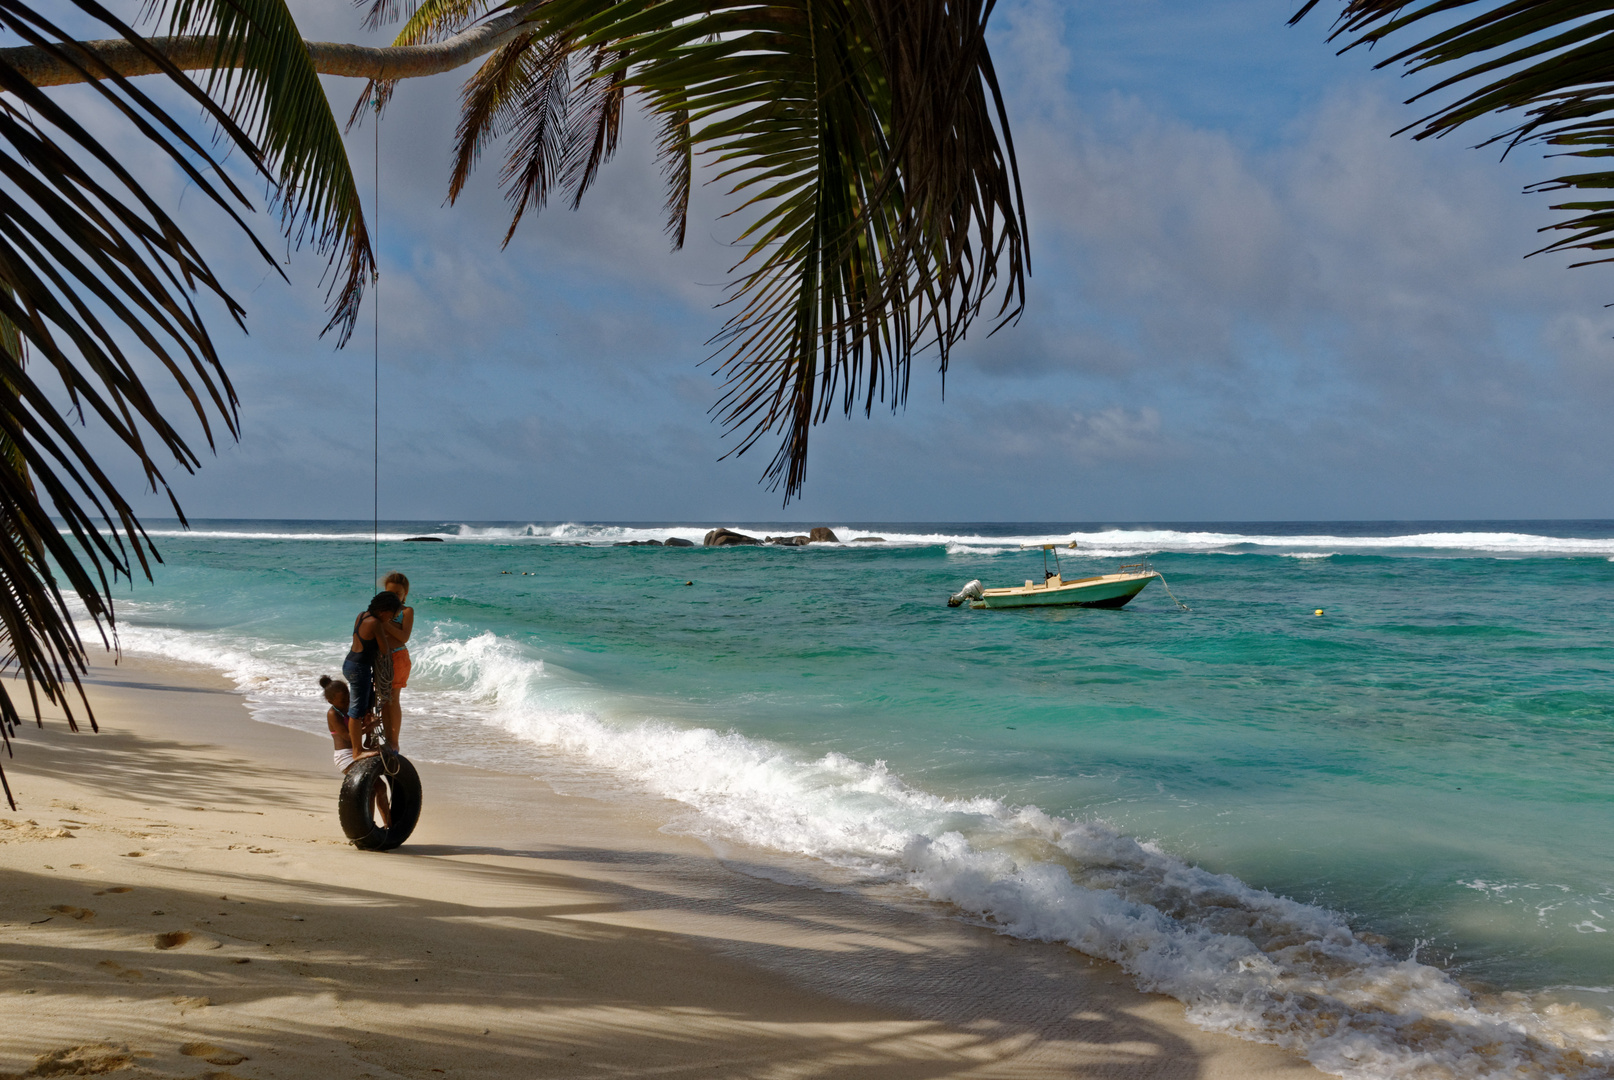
(96, 520, 1614, 1078)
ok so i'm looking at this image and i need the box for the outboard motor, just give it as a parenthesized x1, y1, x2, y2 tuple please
(948, 580, 984, 607)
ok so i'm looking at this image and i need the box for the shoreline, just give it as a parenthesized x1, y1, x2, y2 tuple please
(0, 650, 1322, 1079)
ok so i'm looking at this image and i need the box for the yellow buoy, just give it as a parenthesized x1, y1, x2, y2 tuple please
(1314, 609, 1324, 616)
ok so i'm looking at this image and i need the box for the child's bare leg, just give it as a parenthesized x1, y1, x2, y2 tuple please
(383, 694, 401, 751)
(349, 718, 373, 761)
(375, 778, 392, 828)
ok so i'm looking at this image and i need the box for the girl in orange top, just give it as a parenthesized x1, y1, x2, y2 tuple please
(381, 571, 414, 750)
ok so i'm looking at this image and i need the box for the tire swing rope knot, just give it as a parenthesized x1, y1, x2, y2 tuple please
(339, 753, 422, 851)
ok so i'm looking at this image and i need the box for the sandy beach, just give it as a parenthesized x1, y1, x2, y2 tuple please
(0, 652, 1322, 1079)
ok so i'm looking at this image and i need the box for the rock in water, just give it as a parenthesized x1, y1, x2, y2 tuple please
(664, 537, 695, 547)
(403, 536, 444, 542)
(765, 535, 810, 546)
(704, 527, 762, 547)
(613, 540, 664, 546)
(808, 527, 839, 543)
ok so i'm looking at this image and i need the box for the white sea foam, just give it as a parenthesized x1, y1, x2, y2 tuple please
(99, 615, 1614, 1080)
(137, 528, 438, 542)
(96, 521, 1614, 558)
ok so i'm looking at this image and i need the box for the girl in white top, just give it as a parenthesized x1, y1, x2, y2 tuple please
(321, 675, 389, 823)
(321, 675, 359, 772)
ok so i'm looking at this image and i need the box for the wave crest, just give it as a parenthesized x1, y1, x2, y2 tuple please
(107, 621, 1614, 1079)
(102, 521, 1614, 558)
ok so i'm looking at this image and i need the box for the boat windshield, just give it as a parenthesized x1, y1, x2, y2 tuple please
(1020, 541, 1078, 581)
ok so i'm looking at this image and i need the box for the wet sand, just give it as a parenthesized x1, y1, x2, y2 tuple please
(0, 653, 1324, 1079)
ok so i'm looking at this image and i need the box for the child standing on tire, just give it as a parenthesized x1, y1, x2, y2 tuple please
(345, 590, 402, 731)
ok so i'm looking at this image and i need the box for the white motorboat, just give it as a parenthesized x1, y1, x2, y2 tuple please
(948, 543, 1159, 610)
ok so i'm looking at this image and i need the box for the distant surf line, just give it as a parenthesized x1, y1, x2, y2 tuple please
(101, 520, 1614, 557)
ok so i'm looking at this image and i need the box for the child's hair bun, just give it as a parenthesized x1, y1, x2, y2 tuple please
(319, 674, 333, 689)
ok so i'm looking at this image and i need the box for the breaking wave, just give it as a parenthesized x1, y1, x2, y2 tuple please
(105, 520, 1614, 558)
(106, 615, 1614, 1080)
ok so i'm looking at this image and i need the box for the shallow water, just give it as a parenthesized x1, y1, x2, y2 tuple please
(96, 519, 1614, 1078)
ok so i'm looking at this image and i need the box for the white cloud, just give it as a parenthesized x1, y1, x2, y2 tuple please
(40, 0, 1614, 520)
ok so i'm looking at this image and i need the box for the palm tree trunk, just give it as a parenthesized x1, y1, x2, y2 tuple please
(1, 6, 536, 88)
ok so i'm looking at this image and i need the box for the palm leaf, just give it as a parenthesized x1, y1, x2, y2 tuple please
(496, 31, 578, 243)
(654, 100, 691, 247)
(564, 47, 626, 208)
(618, 0, 1027, 497)
(1294, 0, 1614, 265)
(153, 0, 374, 341)
(449, 30, 540, 203)
(404, 0, 1027, 501)
(0, 0, 273, 806)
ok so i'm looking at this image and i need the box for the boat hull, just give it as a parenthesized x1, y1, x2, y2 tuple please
(970, 572, 1157, 610)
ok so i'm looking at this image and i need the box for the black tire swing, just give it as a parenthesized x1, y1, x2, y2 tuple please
(336, 103, 422, 853)
(339, 752, 422, 850)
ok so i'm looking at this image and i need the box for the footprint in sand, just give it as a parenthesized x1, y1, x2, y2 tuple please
(48, 905, 94, 921)
(0, 820, 75, 841)
(91, 887, 132, 896)
(25, 1044, 134, 1076)
(180, 1043, 249, 1066)
(97, 959, 144, 981)
(153, 931, 221, 951)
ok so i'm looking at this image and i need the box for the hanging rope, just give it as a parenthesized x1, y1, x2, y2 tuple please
(372, 98, 380, 588)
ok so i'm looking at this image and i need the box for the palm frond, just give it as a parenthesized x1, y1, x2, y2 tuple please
(564, 47, 625, 207)
(154, 0, 374, 342)
(449, 30, 538, 202)
(497, 31, 576, 243)
(1294, 0, 1614, 266)
(654, 100, 691, 247)
(0, 0, 270, 806)
(429, 0, 1027, 500)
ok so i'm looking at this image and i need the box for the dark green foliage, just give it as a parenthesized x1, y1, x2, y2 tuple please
(0, 0, 275, 806)
(154, 0, 374, 341)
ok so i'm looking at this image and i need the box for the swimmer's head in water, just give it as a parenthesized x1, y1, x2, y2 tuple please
(319, 674, 350, 708)
(368, 590, 403, 617)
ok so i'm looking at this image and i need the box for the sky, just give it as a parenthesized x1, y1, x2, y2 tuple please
(54, 1, 1614, 522)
